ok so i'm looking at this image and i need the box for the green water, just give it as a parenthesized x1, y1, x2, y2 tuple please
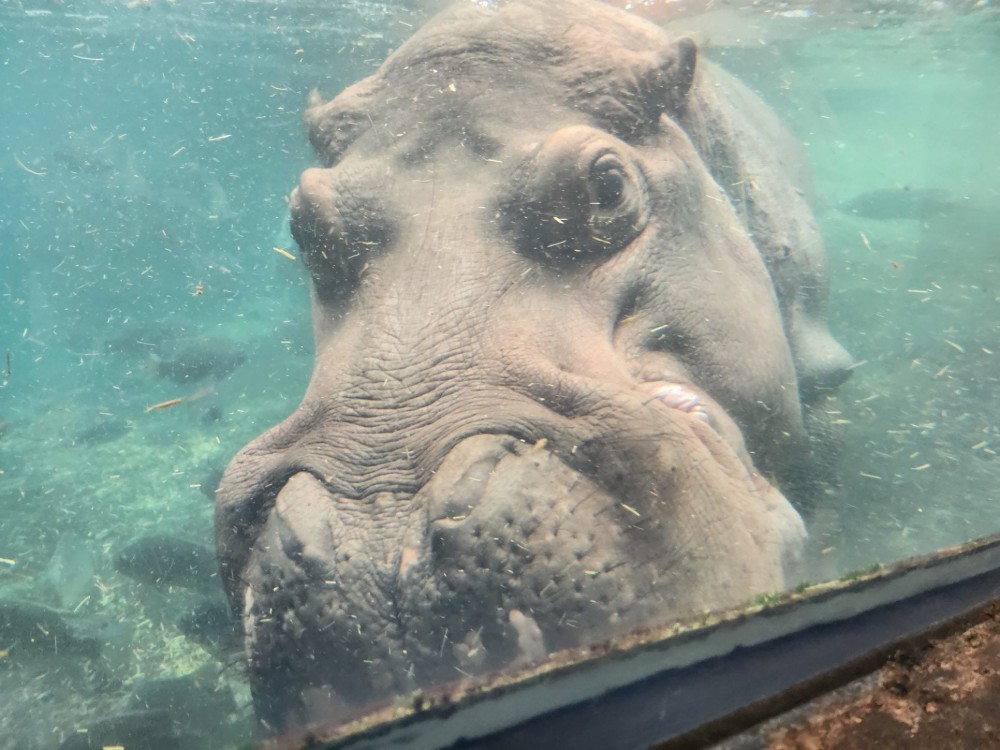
(0, 1, 998, 747)
(759, 17, 1000, 564)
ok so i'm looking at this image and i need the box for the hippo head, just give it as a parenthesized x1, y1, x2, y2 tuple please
(216, 0, 852, 729)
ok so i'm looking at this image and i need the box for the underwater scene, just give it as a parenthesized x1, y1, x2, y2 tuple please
(0, 0, 998, 747)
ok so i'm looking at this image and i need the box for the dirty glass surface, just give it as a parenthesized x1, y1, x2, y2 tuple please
(0, 0, 997, 747)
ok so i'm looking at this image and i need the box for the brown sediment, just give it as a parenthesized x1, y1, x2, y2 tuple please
(750, 602, 1000, 749)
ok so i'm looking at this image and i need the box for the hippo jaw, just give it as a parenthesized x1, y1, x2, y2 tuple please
(223, 374, 805, 728)
(216, 0, 851, 730)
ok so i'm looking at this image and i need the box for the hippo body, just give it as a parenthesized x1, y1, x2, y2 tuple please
(216, 0, 852, 729)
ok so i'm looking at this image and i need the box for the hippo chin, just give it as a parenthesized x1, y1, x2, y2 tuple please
(216, 0, 853, 730)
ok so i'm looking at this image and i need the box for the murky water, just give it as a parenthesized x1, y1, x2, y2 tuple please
(1, 1, 997, 747)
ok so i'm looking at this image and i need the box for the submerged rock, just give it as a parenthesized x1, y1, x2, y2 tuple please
(72, 419, 131, 446)
(38, 532, 97, 610)
(127, 669, 238, 728)
(152, 336, 246, 384)
(105, 322, 194, 356)
(57, 709, 183, 750)
(58, 675, 246, 749)
(196, 462, 225, 501)
(176, 597, 241, 656)
(199, 404, 224, 425)
(0, 600, 102, 659)
(839, 186, 956, 221)
(114, 535, 218, 590)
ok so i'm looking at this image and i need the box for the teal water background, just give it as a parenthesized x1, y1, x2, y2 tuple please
(1, 1, 998, 747)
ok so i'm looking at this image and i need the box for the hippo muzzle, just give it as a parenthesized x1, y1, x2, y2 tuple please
(216, 0, 852, 730)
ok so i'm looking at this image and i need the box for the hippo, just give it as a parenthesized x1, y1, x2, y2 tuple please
(215, 0, 853, 730)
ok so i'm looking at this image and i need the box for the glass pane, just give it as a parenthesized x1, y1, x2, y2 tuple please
(1, 1, 997, 746)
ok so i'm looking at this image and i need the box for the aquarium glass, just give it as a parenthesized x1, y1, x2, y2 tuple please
(0, 0, 997, 746)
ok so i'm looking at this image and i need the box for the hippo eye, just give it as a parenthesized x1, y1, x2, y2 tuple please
(501, 126, 650, 267)
(591, 158, 626, 210)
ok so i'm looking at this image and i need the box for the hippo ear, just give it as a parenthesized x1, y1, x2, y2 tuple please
(671, 38, 698, 107)
(647, 37, 698, 116)
(303, 76, 382, 167)
(576, 36, 698, 141)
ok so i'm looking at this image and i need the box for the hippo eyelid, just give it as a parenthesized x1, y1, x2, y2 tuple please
(499, 127, 651, 266)
(589, 154, 628, 210)
(583, 147, 649, 235)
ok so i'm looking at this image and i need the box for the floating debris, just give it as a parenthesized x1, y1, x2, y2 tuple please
(13, 154, 46, 176)
(144, 397, 184, 414)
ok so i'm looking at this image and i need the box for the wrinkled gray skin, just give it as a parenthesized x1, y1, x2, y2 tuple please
(216, 0, 853, 730)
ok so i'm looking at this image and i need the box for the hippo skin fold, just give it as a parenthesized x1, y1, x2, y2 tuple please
(215, 0, 854, 730)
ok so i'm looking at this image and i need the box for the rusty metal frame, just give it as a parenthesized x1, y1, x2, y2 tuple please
(267, 533, 1000, 750)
